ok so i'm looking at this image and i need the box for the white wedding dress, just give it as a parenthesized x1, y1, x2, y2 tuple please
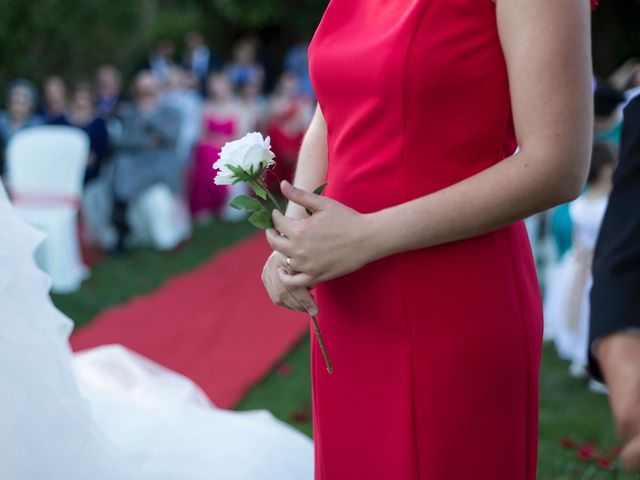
(0, 184, 313, 480)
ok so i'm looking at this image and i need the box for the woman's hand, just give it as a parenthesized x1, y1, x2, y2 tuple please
(261, 250, 319, 315)
(265, 181, 378, 289)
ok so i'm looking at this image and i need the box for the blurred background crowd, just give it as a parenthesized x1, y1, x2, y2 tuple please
(0, 32, 315, 259)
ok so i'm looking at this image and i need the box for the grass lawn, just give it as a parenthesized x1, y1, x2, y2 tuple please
(54, 222, 637, 479)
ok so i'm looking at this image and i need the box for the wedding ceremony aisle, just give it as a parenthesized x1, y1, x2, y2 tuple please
(69, 230, 309, 408)
(53, 221, 633, 479)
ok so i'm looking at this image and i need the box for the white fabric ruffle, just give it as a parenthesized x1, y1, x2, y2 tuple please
(0, 184, 313, 480)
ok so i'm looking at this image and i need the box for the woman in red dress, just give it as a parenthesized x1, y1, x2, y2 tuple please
(266, 72, 315, 187)
(263, 0, 595, 478)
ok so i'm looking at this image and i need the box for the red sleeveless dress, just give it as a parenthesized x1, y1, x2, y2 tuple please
(308, 1, 551, 478)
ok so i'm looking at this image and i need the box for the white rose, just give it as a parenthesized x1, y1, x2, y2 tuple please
(213, 132, 276, 185)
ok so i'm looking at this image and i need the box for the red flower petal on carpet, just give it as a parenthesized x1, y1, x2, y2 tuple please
(559, 437, 576, 449)
(290, 410, 311, 423)
(276, 363, 293, 377)
(597, 457, 614, 470)
(609, 445, 623, 457)
(290, 401, 312, 423)
(578, 443, 597, 461)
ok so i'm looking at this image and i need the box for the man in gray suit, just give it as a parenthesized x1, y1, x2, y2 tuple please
(112, 70, 181, 253)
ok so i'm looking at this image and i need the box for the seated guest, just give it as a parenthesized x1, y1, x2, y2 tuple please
(237, 79, 266, 133)
(189, 72, 244, 222)
(224, 37, 264, 90)
(111, 71, 181, 252)
(95, 65, 123, 119)
(589, 95, 640, 472)
(265, 72, 314, 186)
(0, 80, 43, 176)
(41, 75, 69, 125)
(142, 39, 176, 87)
(183, 31, 221, 96)
(283, 35, 315, 100)
(162, 67, 203, 170)
(68, 82, 109, 184)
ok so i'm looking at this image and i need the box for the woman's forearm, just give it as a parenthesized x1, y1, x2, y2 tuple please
(285, 105, 328, 219)
(366, 146, 588, 261)
(365, 0, 593, 261)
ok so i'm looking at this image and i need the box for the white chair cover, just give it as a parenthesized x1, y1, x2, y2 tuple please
(6, 126, 90, 293)
(128, 184, 192, 251)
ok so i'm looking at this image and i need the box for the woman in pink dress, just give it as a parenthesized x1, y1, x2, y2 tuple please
(262, 0, 597, 478)
(189, 73, 244, 220)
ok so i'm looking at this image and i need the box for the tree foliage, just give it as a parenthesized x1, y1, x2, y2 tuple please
(0, 0, 328, 94)
(0, 0, 139, 84)
(0, 0, 637, 95)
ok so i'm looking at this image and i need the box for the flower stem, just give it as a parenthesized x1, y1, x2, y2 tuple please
(287, 288, 333, 374)
(311, 315, 333, 373)
(262, 174, 333, 373)
(257, 177, 283, 214)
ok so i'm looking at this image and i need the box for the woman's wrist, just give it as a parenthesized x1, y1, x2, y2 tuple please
(360, 209, 399, 264)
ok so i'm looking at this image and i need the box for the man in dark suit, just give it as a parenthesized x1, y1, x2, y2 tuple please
(590, 94, 640, 472)
(183, 32, 221, 97)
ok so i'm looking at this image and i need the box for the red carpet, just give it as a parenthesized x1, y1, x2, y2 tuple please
(71, 234, 309, 408)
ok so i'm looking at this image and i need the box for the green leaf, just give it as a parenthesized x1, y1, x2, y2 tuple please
(229, 195, 263, 212)
(306, 182, 329, 216)
(250, 181, 268, 201)
(248, 208, 274, 229)
(313, 182, 328, 195)
(227, 164, 255, 183)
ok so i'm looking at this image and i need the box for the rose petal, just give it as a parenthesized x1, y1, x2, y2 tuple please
(597, 457, 614, 470)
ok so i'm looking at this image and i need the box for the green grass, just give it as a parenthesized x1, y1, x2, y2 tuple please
(52, 221, 254, 326)
(53, 222, 639, 478)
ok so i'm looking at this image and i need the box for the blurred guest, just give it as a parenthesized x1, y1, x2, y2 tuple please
(111, 71, 180, 252)
(162, 66, 203, 169)
(42, 75, 68, 124)
(225, 37, 264, 90)
(0, 80, 43, 175)
(68, 82, 108, 184)
(95, 64, 123, 119)
(589, 96, 640, 473)
(183, 31, 221, 96)
(545, 141, 616, 378)
(283, 35, 315, 99)
(594, 82, 626, 146)
(607, 57, 640, 104)
(265, 72, 314, 185)
(142, 39, 176, 87)
(237, 80, 266, 133)
(189, 72, 243, 221)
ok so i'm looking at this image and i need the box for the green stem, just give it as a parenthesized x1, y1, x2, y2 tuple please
(256, 177, 284, 214)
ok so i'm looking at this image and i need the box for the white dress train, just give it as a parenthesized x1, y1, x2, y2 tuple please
(0, 184, 313, 480)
